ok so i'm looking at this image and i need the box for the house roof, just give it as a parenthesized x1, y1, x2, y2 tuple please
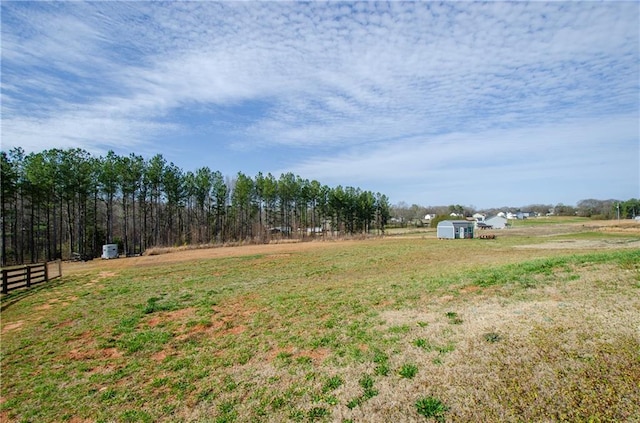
(485, 215, 507, 220)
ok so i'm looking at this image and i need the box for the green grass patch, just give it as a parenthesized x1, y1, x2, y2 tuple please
(117, 329, 171, 354)
(143, 295, 179, 314)
(470, 249, 640, 288)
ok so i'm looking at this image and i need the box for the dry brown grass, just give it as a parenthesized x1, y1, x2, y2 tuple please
(334, 263, 640, 422)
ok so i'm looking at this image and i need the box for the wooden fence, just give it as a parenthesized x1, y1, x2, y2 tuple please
(1, 260, 62, 294)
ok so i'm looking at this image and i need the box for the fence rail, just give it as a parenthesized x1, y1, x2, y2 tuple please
(1, 260, 62, 294)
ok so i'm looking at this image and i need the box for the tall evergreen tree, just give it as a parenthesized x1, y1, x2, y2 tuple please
(98, 151, 119, 245)
(1, 151, 18, 265)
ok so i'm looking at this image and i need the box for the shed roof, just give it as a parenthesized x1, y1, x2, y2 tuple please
(437, 220, 474, 226)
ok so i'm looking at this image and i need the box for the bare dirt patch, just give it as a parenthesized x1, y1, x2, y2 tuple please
(33, 295, 79, 311)
(145, 307, 197, 328)
(459, 285, 481, 294)
(56, 319, 74, 328)
(64, 330, 123, 361)
(299, 347, 330, 364)
(34, 303, 52, 311)
(151, 350, 168, 362)
(1, 320, 24, 334)
(220, 325, 246, 336)
(208, 294, 264, 334)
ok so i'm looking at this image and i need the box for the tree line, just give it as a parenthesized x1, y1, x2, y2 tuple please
(1, 148, 391, 266)
(391, 199, 640, 226)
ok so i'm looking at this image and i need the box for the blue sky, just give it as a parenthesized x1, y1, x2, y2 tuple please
(2, 1, 638, 209)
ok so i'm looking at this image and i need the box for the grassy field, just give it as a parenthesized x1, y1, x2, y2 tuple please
(1, 221, 639, 422)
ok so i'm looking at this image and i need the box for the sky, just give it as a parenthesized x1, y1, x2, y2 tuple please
(1, 1, 639, 209)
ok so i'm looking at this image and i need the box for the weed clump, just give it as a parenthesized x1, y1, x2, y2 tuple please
(346, 375, 378, 409)
(399, 363, 418, 379)
(321, 375, 343, 393)
(307, 406, 328, 420)
(414, 338, 428, 349)
(483, 332, 502, 343)
(359, 374, 378, 398)
(445, 311, 463, 324)
(372, 349, 390, 376)
(143, 296, 177, 314)
(415, 396, 449, 422)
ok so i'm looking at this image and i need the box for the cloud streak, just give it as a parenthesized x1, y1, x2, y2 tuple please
(1, 1, 638, 207)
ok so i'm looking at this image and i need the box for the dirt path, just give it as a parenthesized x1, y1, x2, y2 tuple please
(63, 239, 357, 275)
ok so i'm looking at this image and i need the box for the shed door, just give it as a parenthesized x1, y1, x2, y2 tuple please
(459, 227, 465, 239)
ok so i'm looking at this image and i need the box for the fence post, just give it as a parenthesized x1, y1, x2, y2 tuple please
(58, 259, 62, 278)
(44, 261, 49, 282)
(26, 265, 32, 288)
(1, 269, 7, 294)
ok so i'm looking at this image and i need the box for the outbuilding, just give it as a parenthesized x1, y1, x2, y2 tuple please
(101, 244, 119, 259)
(485, 215, 508, 229)
(437, 220, 475, 239)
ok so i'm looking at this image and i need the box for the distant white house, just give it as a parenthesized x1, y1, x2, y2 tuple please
(485, 215, 508, 229)
(423, 214, 435, 221)
(510, 212, 532, 219)
(472, 213, 486, 222)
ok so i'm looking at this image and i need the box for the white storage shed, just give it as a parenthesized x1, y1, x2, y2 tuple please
(437, 220, 475, 239)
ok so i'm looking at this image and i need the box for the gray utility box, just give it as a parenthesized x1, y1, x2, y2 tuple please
(101, 244, 119, 259)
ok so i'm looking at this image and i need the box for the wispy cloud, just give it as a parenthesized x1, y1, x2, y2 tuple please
(1, 1, 638, 207)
